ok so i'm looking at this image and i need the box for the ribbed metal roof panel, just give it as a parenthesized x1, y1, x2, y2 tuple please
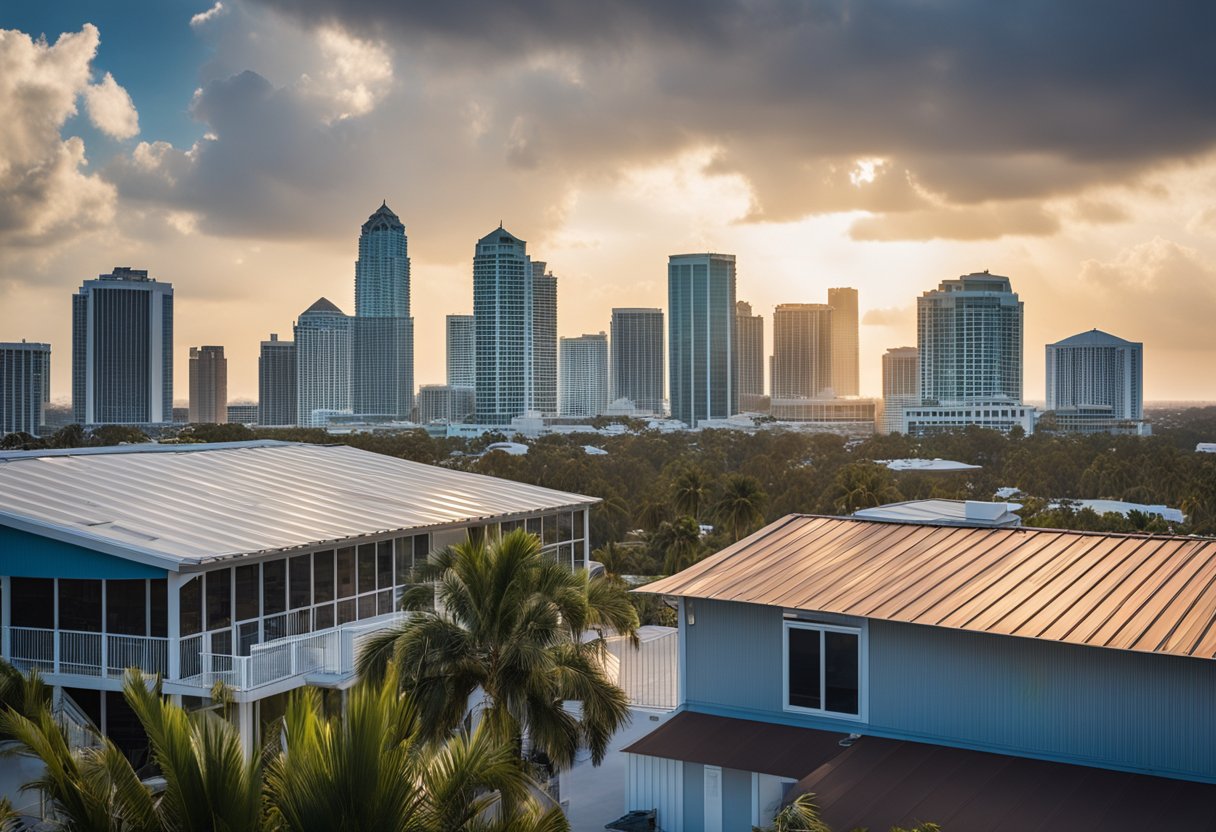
(0, 441, 596, 566)
(640, 515, 1216, 660)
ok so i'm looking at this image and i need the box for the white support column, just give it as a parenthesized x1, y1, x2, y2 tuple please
(52, 578, 59, 674)
(100, 579, 108, 677)
(582, 508, 591, 570)
(677, 598, 687, 707)
(1, 575, 11, 660)
(237, 700, 255, 760)
(167, 573, 182, 680)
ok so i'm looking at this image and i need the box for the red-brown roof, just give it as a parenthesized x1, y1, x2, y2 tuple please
(639, 516, 1216, 659)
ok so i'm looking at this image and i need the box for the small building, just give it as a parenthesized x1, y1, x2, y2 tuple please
(0, 441, 595, 759)
(879, 457, 981, 473)
(226, 403, 258, 425)
(853, 499, 1022, 527)
(624, 516, 1216, 830)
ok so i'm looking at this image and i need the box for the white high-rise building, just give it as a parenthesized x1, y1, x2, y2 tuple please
(828, 287, 859, 397)
(352, 203, 413, 420)
(72, 267, 173, 425)
(0, 341, 51, 437)
(474, 227, 534, 424)
(560, 333, 609, 417)
(735, 301, 765, 408)
(294, 298, 352, 427)
(668, 253, 737, 427)
(188, 346, 227, 424)
(1046, 329, 1147, 434)
(610, 308, 664, 415)
(446, 315, 475, 388)
(905, 271, 1032, 435)
(880, 347, 919, 434)
(417, 384, 475, 425)
(771, 303, 833, 399)
(531, 261, 558, 417)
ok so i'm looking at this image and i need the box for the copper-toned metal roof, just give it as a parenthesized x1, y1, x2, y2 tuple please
(639, 516, 1216, 660)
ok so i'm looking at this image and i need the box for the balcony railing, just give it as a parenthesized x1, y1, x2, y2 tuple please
(3, 613, 406, 693)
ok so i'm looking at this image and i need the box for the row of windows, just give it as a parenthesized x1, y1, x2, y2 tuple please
(9, 578, 168, 636)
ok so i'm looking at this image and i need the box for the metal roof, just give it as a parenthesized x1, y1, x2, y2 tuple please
(639, 515, 1216, 660)
(852, 499, 1022, 528)
(0, 441, 596, 570)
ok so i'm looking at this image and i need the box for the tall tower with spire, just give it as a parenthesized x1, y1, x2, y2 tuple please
(352, 202, 414, 420)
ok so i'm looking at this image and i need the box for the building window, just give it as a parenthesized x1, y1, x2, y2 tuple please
(783, 620, 864, 719)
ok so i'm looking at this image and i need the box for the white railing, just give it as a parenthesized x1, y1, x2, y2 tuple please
(185, 613, 407, 692)
(6, 628, 170, 679)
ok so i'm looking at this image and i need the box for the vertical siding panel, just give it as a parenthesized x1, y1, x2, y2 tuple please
(685, 600, 784, 712)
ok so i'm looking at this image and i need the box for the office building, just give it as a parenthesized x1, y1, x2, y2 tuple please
(532, 261, 558, 417)
(352, 203, 413, 420)
(188, 346, 228, 424)
(668, 253, 737, 427)
(473, 227, 535, 424)
(771, 303, 833, 399)
(559, 333, 609, 417)
(0, 341, 51, 436)
(258, 334, 297, 427)
(880, 346, 919, 434)
(1046, 329, 1147, 434)
(226, 404, 258, 425)
(735, 301, 765, 410)
(445, 314, 476, 387)
(610, 308, 665, 415)
(417, 384, 476, 425)
(294, 298, 352, 427)
(828, 287, 859, 396)
(72, 267, 173, 425)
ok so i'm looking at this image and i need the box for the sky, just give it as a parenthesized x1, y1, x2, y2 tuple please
(2, 0, 1216, 404)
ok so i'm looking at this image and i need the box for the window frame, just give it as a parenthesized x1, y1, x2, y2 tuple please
(781, 619, 867, 722)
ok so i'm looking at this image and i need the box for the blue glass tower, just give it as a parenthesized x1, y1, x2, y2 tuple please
(352, 203, 413, 420)
(668, 253, 737, 427)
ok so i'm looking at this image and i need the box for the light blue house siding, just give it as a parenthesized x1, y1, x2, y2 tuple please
(0, 526, 166, 579)
(683, 598, 1216, 782)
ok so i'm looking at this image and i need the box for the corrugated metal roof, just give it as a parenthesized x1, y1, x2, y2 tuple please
(639, 515, 1216, 660)
(0, 441, 596, 569)
(852, 499, 1022, 527)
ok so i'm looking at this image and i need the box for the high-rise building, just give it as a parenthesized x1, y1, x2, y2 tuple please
(258, 334, 297, 427)
(610, 308, 664, 415)
(188, 346, 228, 424)
(473, 227, 533, 424)
(735, 301, 765, 409)
(771, 303, 833, 399)
(828, 287, 859, 396)
(1046, 329, 1147, 434)
(294, 298, 352, 427)
(905, 271, 1030, 435)
(352, 203, 413, 420)
(0, 341, 51, 436)
(226, 404, 258, 424)
(560, 333, 609, 417)
(668, 253, 737, 427)
(531, 261, 558, 417)
(445, 314, 475, 387)
(417, 384, 476, 425)
(72, 267, 173, 425)
(880, 346, 919, 434)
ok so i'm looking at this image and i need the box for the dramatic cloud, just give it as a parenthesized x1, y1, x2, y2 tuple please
(84, 72, 140, 139)
(0, 25, 124, 244)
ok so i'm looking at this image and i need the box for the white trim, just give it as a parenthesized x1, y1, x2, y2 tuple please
(781, 619, 868, 722)
(677, 598, 687, 707)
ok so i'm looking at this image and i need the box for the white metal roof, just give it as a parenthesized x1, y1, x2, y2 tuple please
(880, 458, 981, 472)
(0, 441, 596, 570)
(852, 499, 1023, 528)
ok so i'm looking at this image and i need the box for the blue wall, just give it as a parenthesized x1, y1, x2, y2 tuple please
(0, 526, 166, 579)
(684, 598, 1216, 782)
(682, 762, 703, 830)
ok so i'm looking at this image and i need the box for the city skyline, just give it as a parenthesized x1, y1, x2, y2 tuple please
(2, 4, 1215, 404)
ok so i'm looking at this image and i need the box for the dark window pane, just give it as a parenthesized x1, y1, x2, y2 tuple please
(357, 594, 376, 620)
(314, 551, 334, 603)
(180, 577, 202, 636)
(289, 555, 311, 609)
(262, 560, 286, 615)
(263, 614, 285, 642)
(501, 519, 522, 535)
(468, 525, 486, 546)
(337, 599, 357, 625)
(59, 579, 102, 632)
(357, 544, 376, 594)
(377, 542, 393, 589)
(205, 570, 231, 631)
(11, 578, 54, 629)
(413, 535, 429, 562)
(377, 589, 393, 615)
(395, 538, 412, 585)
(573, 511, 585, 538)
(235, 565, 259, 622)
(558, 511, 573, 541)
(543, 514, 558, 545)
(210, 629, 232, 656)
(526, 517, 541, 537)
(337, 547, 356, 598)
(238, 621, 259, 656)
(825, 631, 860, 715)
(149, 579, 167, 637)
(314, 603, 335, 630)
(106, 579, 146, 636)
(788, 627, 821, 710)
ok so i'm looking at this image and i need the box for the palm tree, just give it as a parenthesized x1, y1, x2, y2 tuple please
(671, 468, 712, 520)
(649, 516, 704, 574)
(829, 462, 902, 514)
(357, 529, 639, 769)
(755, 792, 940, 832)
(713, 474, 768, 541)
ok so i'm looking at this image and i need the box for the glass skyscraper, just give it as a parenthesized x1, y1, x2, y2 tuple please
(188, 345, 228, 424)
(610, 307, 664, 415)
(72, 267, 173, 425)
(734, 301, 764, 405)
(352, 203, 413, 420)
(828, 287, 859, 396)
(1046, 329, 1146, 434)
(668, 253, 737, 427)
(258, 334, 297, 427)
(294, 298, 352, 427)
(559, 333, 609, 417)
(531, 261, 558, 417)
(0, 341, 51, 436)
(771, 303, 833, 399)
(445, 314, 475, 388)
